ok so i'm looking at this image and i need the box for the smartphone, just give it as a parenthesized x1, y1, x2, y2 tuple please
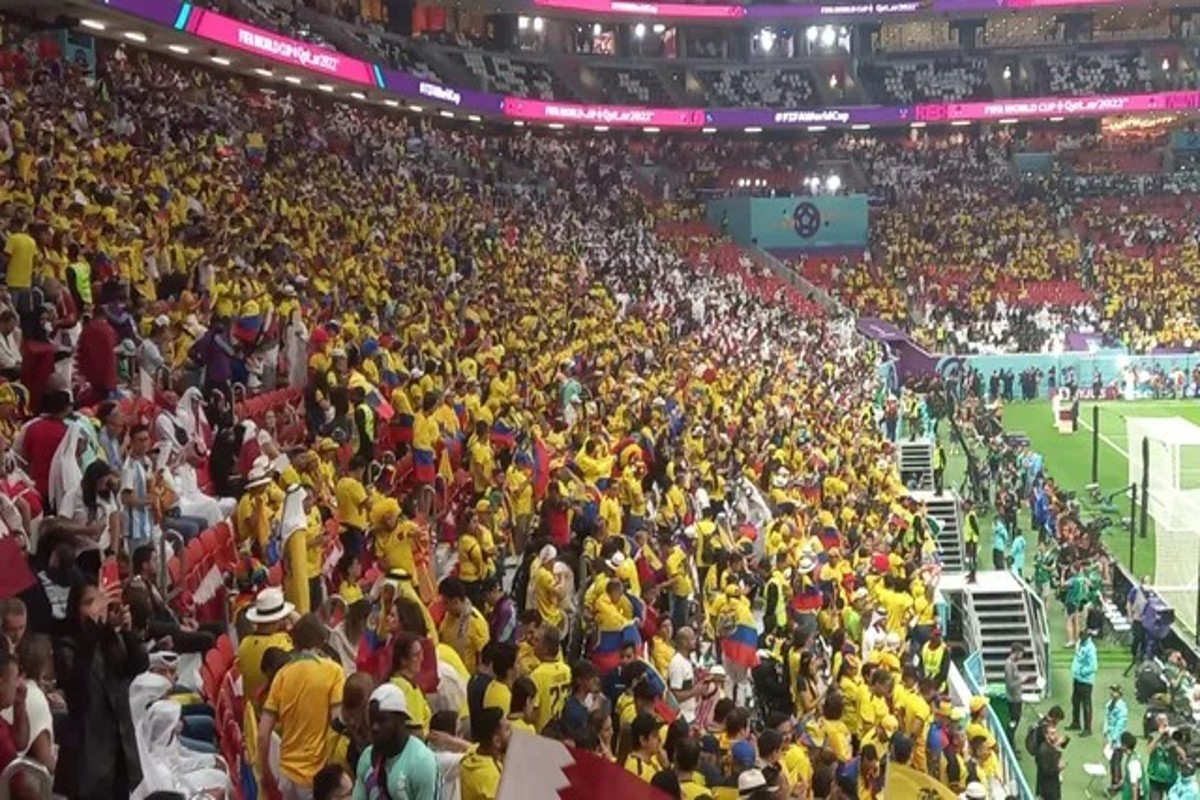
(100, 558, 120, 589)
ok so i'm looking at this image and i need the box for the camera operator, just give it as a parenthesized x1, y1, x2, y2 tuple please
(1147, 714, 1187, 800)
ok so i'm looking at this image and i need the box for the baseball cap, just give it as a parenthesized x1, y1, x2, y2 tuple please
(370, 683, 410, 717)
(731, 739, 756, 767)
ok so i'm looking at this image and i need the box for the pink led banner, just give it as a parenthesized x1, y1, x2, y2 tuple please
(187, 9, 376, 86)
(532, 0, 745, 18)
(503, 98, 706, 127)
(918, 91, 1200, 122)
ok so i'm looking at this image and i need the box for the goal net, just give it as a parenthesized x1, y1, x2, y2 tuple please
(1127, 417, 1200, 635)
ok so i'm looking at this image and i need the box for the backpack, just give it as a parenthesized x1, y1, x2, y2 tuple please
(1025, 718, 1044, 756)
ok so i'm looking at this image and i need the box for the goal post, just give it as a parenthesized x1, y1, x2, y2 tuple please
(1127, 417, 1200, 637)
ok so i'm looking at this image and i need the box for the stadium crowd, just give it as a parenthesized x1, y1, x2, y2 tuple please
(0, 23, 1035, 800)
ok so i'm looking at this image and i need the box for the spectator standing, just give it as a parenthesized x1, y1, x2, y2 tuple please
(118, 424, 155, 546)
(238, 588, 295, 702)
(668, 626, 701, 725)
(1003, 643, 1028, 748)
(1122, 732, 1148, 800)
(461, 706, 510, 800)
(438, 577, 490, 674)
(1106, 685, 1130, 790)
(259, 613, 347, 800)
(1035, 725, 1065, 800)
(54, 577, 148, 800)
(1127, 577, 1151, 665)
(353, 683, 439, 800)
(1069, 629, 1097, 736)
(1147, 715, 1184, 799)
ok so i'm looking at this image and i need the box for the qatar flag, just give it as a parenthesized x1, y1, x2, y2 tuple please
(497, 731, 670, 800)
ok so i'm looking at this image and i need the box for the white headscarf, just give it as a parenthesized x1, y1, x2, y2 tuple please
(132, 699, 230, 800)
(176, 387, 211, 449)
(280, 485, 308, 547)
(47, 422, 85, 514)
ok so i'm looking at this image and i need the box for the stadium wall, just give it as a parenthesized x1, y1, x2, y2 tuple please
(934, 353, 1200, 396)
(705, 195, 870, 250)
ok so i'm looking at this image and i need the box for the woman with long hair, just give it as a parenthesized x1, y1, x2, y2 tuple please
(53, 576, 149, 799)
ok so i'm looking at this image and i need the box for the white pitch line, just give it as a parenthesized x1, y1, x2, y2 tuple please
(1078, 407, 1130, 460)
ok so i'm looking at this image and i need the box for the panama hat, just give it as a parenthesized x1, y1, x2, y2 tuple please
(245, 587, 294, 624)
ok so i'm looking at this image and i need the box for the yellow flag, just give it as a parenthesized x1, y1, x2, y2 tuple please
(883, 762, 960, 799)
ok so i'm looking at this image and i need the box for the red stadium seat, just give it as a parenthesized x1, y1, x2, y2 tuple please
(217, 633, 235, 667)
(200, 663, 218, 703)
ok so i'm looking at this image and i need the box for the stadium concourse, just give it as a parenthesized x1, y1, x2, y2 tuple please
(4, 9, 1200, 800)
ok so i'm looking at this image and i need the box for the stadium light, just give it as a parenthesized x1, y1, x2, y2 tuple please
(593, 24, 602, 35)
(634, 23, 646, 39)
(168, 44, 190, 55)
(285, 76, 302, 84)
(469, 115, 482, 122)
(439, 110, 455, 118)
(514, 120, 525, 126)
(819, 26, 836, 48)
(211, 56, 231, 66)
(951, 120, 971, 126)
(805, 26, 818, 43)
(548, 122, 565, 129)
(643, 126, 660, 133)
(851, 124, 871, 130)
(124, 31, 147, 43)
(653, 24, 666, 35)
(350, 92, 366, 100)
(702, 127, 717, 134)
(80, 19, 106, 31)
(317, 84, 334, 92)
(826, 175, 842, 192)
(384, 99, 399, 107)
(254, 68, 273, 77)
(759, 29, 776, 53)
(518, 16, 530, 30)
(744, 126, 763, 133)
(807, 125, 827, 132)
(532, 17, 545, 33)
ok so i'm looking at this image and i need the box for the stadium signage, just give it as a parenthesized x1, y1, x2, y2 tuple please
(533, 0, 1134, 18)
(96, 1, 1200, 131)
(419, 82, 462, 106)
(187, 9, 377, 86)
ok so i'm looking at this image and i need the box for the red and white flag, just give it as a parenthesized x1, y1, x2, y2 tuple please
(497, 732, 670, 800)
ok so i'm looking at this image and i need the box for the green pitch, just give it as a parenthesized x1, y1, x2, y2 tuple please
(987, 400, 1200, 794)
(995, 400, 1200, 580)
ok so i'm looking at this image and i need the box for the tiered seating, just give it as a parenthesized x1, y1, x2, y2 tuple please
(696, 68, 817, 108)
(1041, 51, 1154, 96)
(861, 58, 991, 103)
(876, 21, 960, 53)
(354, 30, 439, 80)
(981, 14, 1062, 48)
(454, 51, 569, 100)
(595, 67, 672, 106)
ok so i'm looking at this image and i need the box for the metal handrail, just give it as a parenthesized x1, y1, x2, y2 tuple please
(953, 662, 1036, 800)
(1016, 571, 1051, 701)
(0, 757, 52, 800)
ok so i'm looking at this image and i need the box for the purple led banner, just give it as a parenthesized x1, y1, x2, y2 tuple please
(379, 69, 504, 114)
(97, 0, 186, 27)
(707, 105, 911, 127)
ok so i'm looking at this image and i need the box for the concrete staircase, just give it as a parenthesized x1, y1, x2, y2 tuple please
(897, 440, 934, 491)
(962, 571, 1048, 695)
(910, 489, 964, 574)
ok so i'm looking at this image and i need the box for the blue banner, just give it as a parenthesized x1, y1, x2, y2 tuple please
(705, 195, 869, 250)
(1014, 152, 1054, 175)
(1171, 131, 1200, 152)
